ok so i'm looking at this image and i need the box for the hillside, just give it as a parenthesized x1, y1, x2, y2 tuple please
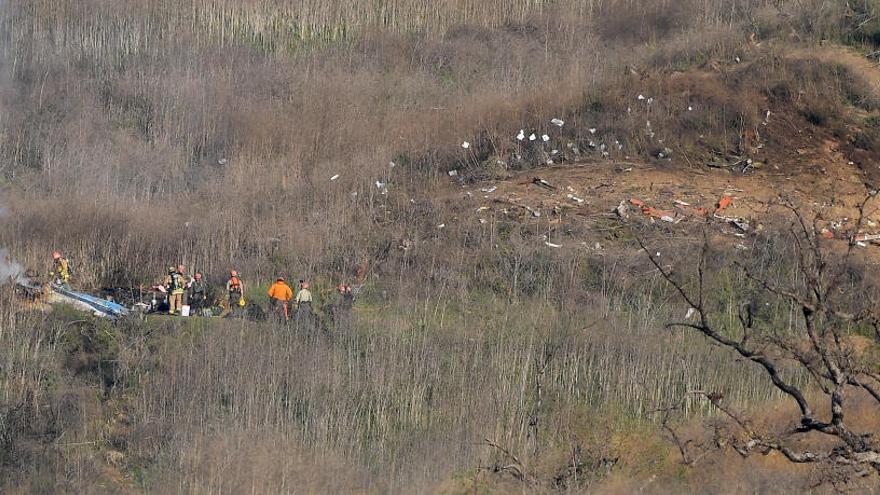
(1, 1, 880, 493)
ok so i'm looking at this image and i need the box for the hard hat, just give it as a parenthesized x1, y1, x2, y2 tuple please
(230, 270, 238, 277)
(52, 251, 61, 260)
(194, 273, 202, 280)
(168, 266, 176, 273)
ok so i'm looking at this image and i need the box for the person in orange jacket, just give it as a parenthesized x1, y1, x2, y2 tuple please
(267, 277, 293, 322)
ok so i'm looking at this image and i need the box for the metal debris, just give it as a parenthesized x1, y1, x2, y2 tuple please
(532, 177, 556, 190)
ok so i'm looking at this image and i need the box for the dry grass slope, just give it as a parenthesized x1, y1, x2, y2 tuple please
(0, 0, 879, 492)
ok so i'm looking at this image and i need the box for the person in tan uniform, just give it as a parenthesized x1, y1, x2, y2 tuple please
(295, 281, 314, 331)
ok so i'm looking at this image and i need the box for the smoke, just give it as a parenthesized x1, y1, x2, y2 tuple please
(0, 200, 26, 285)
(0, 248, 26, 285)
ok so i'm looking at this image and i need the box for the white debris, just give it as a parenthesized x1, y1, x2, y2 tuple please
(647, 97, 654, 105)
(437, 224, 446, 229)
(687, 106, 693, 111)
(517, 130, 526, 141)
(545, 242, 562, 249)
(541, 134, 550, 142)
(448, 169, 459, 177)
(567, 194, 585, 204)
(735, 56, 741, 63)
(218, 158, 228, 165)
(551, 118, 565, 127)
(330, 174, 340, 181)
(638, 95, 646, 100)
(389, 161, 396, 168)
(529, 133, 537, 141)
(551, 149, 558, 155)
(481, 186, 497, 193)
(589, 128, 597, 134)
(461, 141, 470, 149)
(660, 215, 677, 223)
(479, 218, 487, 224)
(685, 307, 696, 319)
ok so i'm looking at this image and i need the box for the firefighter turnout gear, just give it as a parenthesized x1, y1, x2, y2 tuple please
(49, 253, 71, 287)
(164, 266, 187, 314)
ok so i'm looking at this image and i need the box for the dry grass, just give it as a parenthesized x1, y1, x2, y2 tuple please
(1, 0, 880, 492)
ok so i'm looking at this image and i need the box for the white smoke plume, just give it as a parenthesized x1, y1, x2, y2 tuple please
(0, 200, 26, 285)
(0, 248, 26, 285)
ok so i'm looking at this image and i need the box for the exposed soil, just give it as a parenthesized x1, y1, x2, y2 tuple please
(446, 46, 880, 254)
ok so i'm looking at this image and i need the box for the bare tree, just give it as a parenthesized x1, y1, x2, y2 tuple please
(642, 198, 880, 479)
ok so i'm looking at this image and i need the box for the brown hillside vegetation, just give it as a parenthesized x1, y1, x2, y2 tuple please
(1, 0, 880, 493)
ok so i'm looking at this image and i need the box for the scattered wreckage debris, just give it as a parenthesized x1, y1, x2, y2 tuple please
(13, 281, 130, 319)
(628, 198, 681, 223)
(532, 177, 556, 190)
(623, 195, 755, 234)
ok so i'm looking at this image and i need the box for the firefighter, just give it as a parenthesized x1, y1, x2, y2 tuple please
(164, 265, 186, 315)
(48, 251, 71, 288)
(267, 277, 293, 323)
(226, 270, 244, 315)
(189, 272, 207, 315)
(295, 280, 314, 330)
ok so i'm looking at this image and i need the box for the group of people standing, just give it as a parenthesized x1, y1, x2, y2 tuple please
(160, 264, 354, 329)
(47, 251, 356, 330)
